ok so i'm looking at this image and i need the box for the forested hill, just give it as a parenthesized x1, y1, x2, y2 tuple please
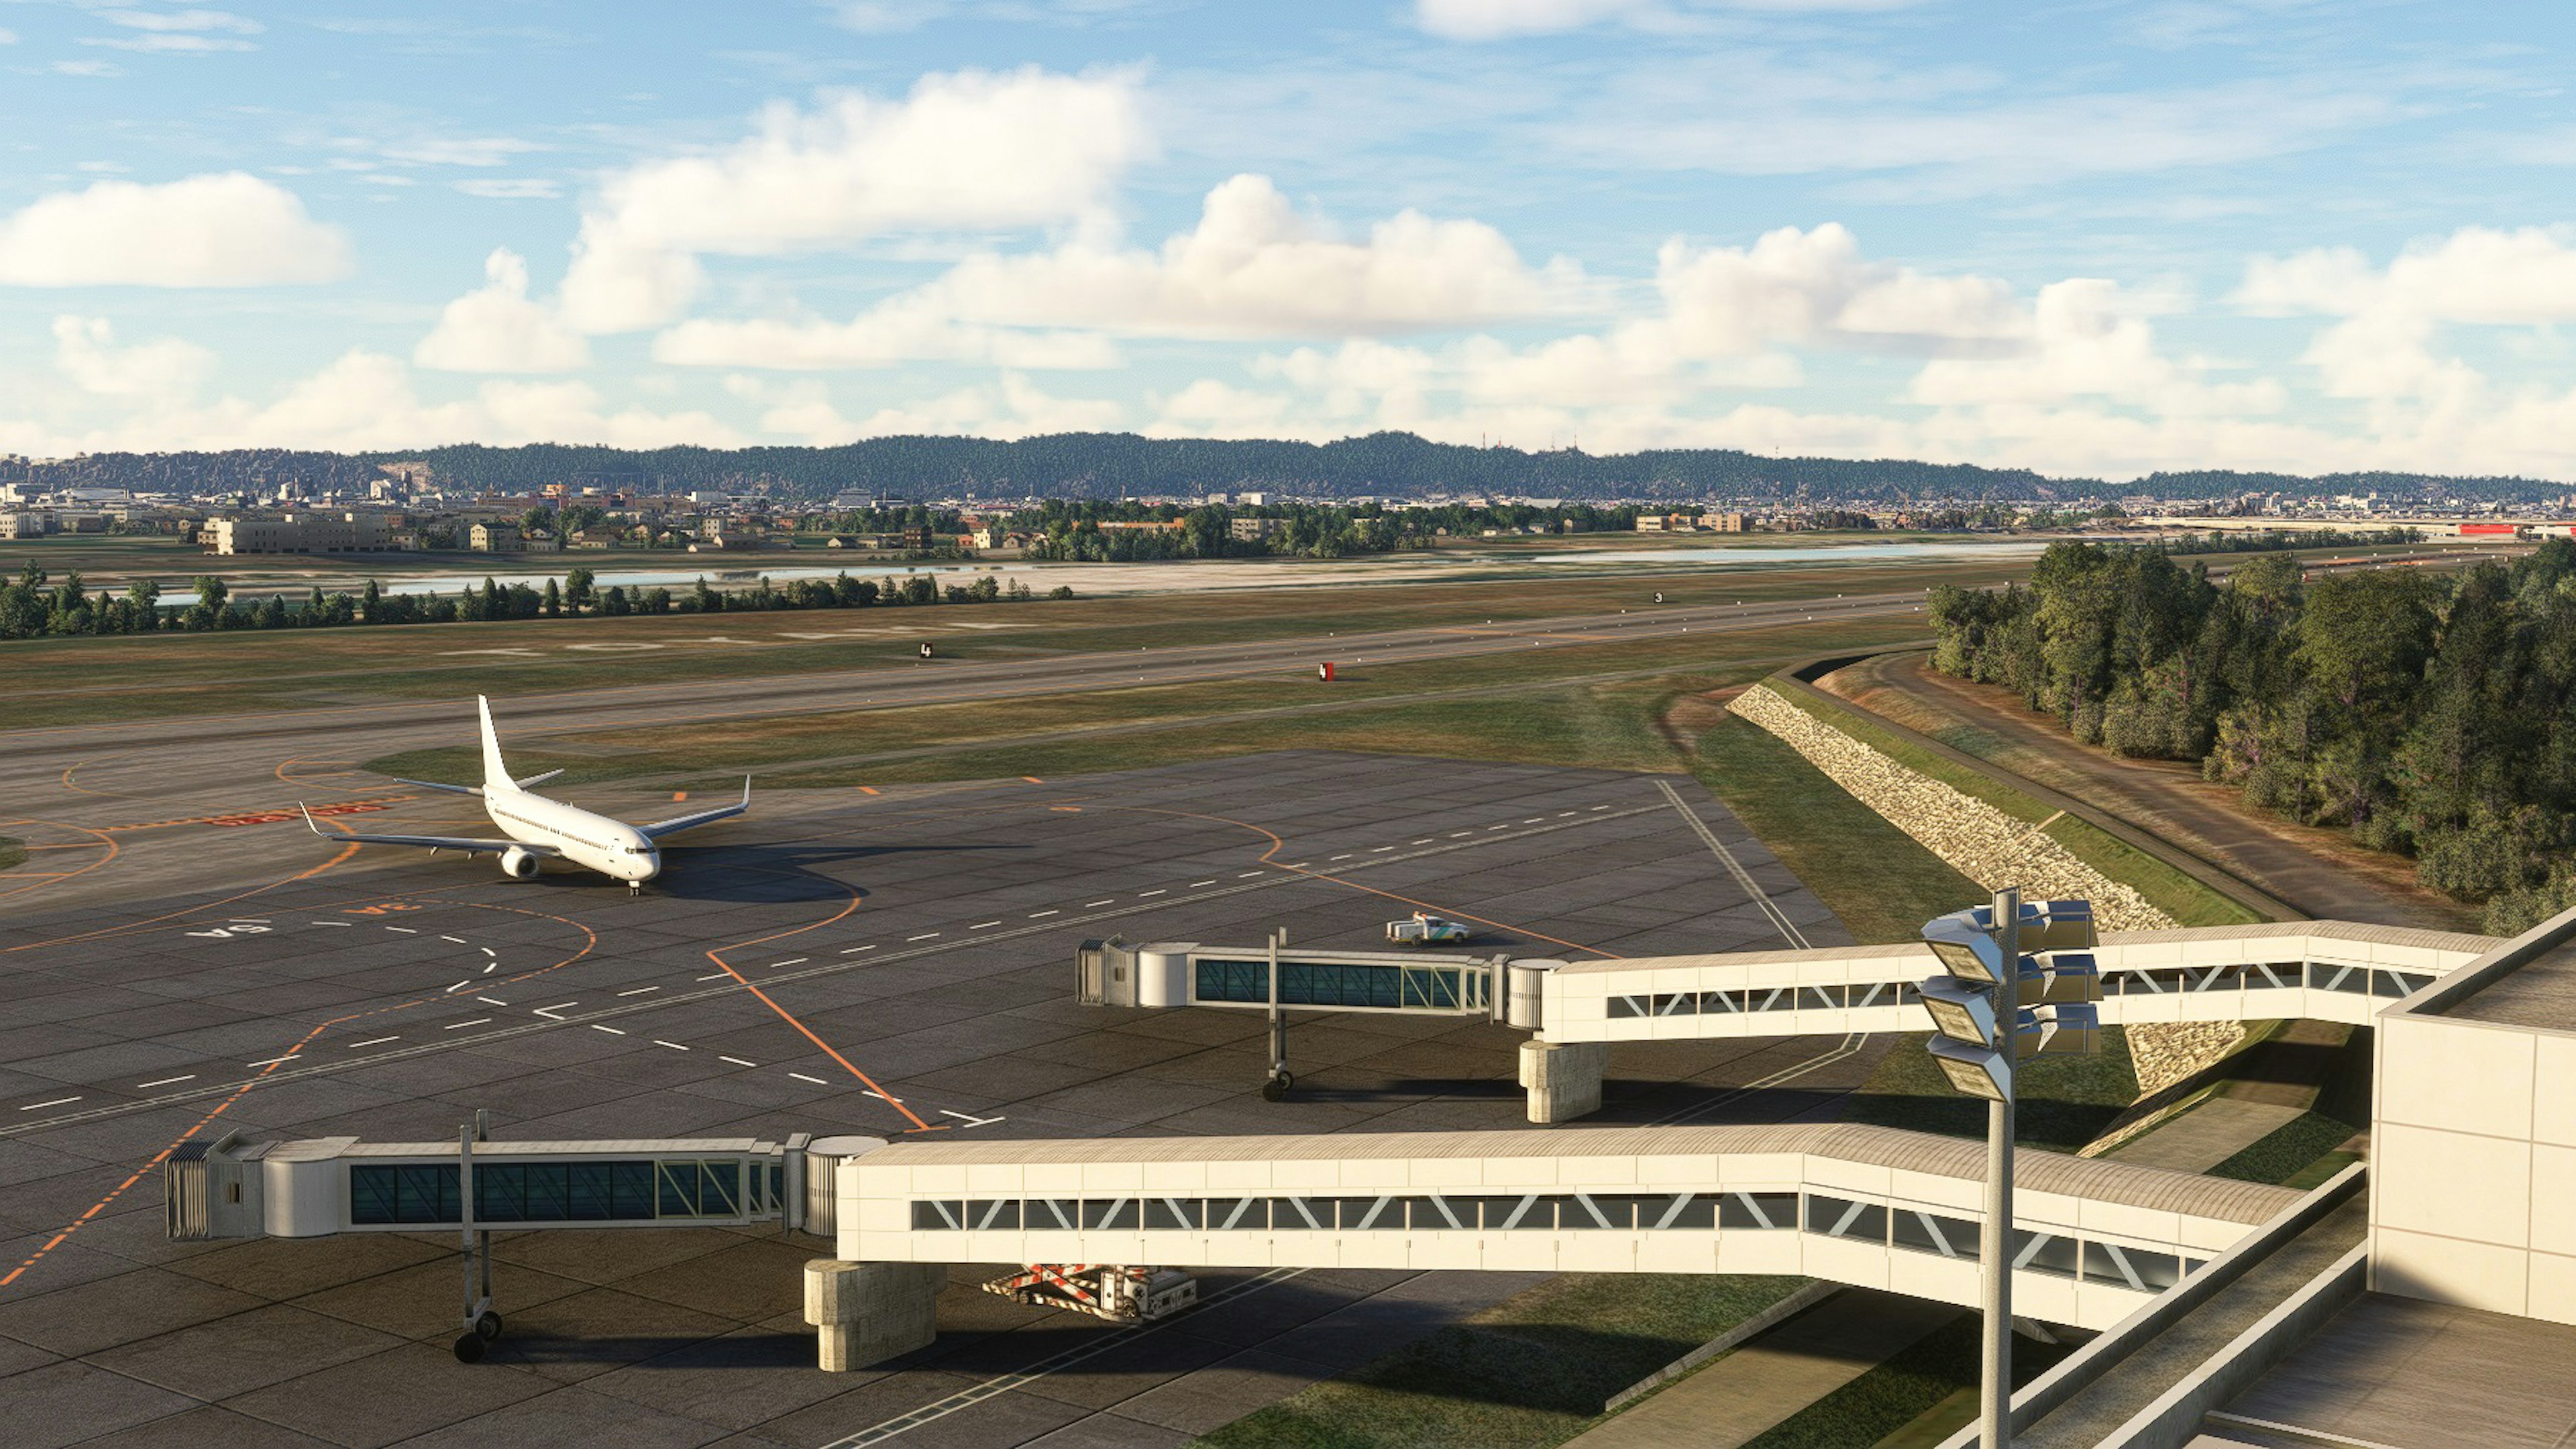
(5, 431, 2566, 502)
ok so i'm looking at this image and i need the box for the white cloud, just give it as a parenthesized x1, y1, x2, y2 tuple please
(52, 315, 215, 401)
(851, 173, 1587, 341)
(383, 138, 545, 167)
(1909, 278, 2279, 416)
(1, 348, 743, 456)
(99, 9, 263, 33)
(1415, 0, 1643, 39)
(453, 178, 563, 200)
(2241, 228, 2576, 396)
(0, 26, 18, 44)
(1415, 0, 1917, 38)
(1650, 223, 2025, 356)
(49, 59, 122, 76)
(415, 248, 591, 374)
(560, 67, 1149, 333)
(727, 371, 1120, 443)
(655, 293, 1120, 370)
(83, 32, 256, 52)
(0, 173, 350, 286)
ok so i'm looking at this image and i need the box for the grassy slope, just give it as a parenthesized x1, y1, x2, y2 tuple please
(1741, 1315, 2074, 1449)
(0, 837, 25, 873)
(1686, 713, 1982, 946)
(1193, 1275, 1814, 1449)
(1768, 684, 2258, 929)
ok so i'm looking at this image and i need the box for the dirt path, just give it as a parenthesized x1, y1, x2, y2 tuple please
(1821, 653, 2480, 932)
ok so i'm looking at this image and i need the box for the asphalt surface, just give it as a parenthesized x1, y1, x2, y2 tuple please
(0, 751, 1880, 1449)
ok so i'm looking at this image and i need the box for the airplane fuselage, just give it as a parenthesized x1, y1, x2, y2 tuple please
(484, 789, 661, 883)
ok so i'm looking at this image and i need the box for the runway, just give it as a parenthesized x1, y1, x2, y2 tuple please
(0, 751, 1882, 1448)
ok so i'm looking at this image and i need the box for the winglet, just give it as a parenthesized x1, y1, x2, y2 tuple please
(741, 775, 753, 808)
(300, 802, 325, 836)
(477, 696, 513, 795)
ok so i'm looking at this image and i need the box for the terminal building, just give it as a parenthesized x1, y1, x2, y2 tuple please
(166, 905, 2576, 1446)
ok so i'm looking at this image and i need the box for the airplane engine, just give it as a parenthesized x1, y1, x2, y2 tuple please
(498, 847, 542, 880)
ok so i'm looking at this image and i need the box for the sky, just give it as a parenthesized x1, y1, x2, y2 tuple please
(2, 1, 2575, 481)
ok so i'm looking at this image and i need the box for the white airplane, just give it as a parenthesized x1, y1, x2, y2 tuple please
(303, 696, 749, 893)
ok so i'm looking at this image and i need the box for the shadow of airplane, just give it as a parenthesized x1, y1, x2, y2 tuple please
(509, 840, 1027, 905)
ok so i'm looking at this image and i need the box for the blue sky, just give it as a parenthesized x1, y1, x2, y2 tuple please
(2, 0, 2573, 480)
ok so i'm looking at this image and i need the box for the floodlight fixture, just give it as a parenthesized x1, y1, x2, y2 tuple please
(2011, 1004, 2102, 1059)
(2013, 953, 2103, 1008)
(1920, 976, 2000, 1046)
(1974, 898, 2099, 953)
(1927, 1037, 2012, 1102)
(1921, 910, 2006, 984)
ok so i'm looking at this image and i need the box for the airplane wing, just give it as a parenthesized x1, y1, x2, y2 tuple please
(637, 777, 752, 841)
(391, 777, 483, 798)
(390, 768, 560, 798)
(303, 804, 557, 857)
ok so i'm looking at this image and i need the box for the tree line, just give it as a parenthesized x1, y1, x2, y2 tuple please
(1927, 540, 2576, 934)
(0, 564, 1067, 640)
(13, 435, 2566, 504)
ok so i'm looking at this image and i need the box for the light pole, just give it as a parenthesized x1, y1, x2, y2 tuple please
(1980, 888, 2017, 1449)
(1919, 891, 2101, 1448)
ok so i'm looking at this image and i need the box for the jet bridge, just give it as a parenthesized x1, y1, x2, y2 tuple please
(1077, 923, 2499, 1122)
(166, 1118, 2318, 1373)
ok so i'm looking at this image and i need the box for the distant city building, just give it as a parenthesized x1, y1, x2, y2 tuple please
(1230, 517, 1286, 542)
(207, 512, 392, 555)
(0, 511, 57, 539)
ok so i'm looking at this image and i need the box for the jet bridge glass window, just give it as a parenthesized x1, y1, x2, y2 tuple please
(1716, 1192, 1798, 1230)
(1890, 1210, 1981, 1260)
(1193, 958, 1474, 1010)
(2082, 1242, 2184, 1293)
(2012, 1230, 2082, 1281)
(350, 1159, 750, 1226)
(1803, 1194, 1888, 1244)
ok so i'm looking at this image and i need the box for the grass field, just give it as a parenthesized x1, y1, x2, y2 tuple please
(0, 553, 2023, 729)
(0, 837, 24, 873)
(1739, 1314, 2074, 1449)
(1764, 683, 2261, 929)
(362, 617, 1933, 790)
(1843, 1028, 2141, 1151)
(2210, 1110, 2364, 1186)
(1193, 1274, 1815, 1449)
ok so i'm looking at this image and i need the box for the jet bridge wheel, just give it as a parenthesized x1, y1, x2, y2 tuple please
(1260, 1071, 1293, 1102)
(476, 1311, 503, 1341)
(453, 1333, 485, 1364)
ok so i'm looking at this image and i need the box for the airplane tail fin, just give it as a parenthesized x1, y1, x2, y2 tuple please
(477, 696, 515, 795)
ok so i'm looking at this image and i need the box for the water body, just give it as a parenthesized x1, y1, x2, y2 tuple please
(254, 538, 2047, 601)
(1518, 541, 2051, 567)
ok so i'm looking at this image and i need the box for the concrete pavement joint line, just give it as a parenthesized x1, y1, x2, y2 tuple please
(821, 1268, 1313, 1448)
(0, 802, 1670, 1133)
(1654, 779, 1812, 952)
(1648, 1031, 1871, 1130)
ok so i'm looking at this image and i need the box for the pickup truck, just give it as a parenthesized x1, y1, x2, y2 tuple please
(1385, 913, 1472, 946)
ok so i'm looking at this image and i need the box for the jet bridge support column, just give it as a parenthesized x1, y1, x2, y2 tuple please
(804, 1259, 947, 1371)
(1519, 1038, 1608, 1123)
